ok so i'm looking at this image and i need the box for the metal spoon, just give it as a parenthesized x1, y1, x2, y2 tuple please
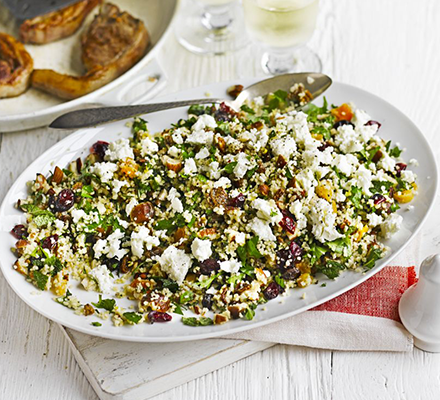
(49, 73, 332, 129)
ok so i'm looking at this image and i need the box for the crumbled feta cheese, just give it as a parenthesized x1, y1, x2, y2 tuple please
(306, 76, 315, 84)
(409, 159, 419, 167)
(401, 170, 416, 183)
(378, 152, 396, 172)
(168, 145, 180, 158)
(117, 218, 129, 229)
(249, 217, 276, 241)
(167, 187, 183, 213)
(183, 158, 197, 175)
(154, 230, 168, 239)
(157, 246, 192, 284)
(125, 198, 138, 216)
(89, 265, 113, 294)
(131, 227, 160, 258)
(352, 109, 371, 127)
(270, 136, 297, 160)
(54, 219, 65, 230)
(105, 138, 134, 161)
(191, 238, 212, 262)
(289, 200, 308, 231)
(239, 129, 269, 152)
(112, 180, 128, 194)
(332, 154, 358, 176)
(381, 214, 403, 239)
(358, 125, 378, 142)
(172, 129, 184, 144)
(334, 124, 363, 153)
(192, 114, 217, 131)
(219, 259, 242, 274)
(96, 202, 106, 214)
(186, 130, 214, 146)
(252, 198, 282, 224)
(195, 147, 210, 159)
(367, 213, 383, 227)
(213, 177, 231, 188)
(71, 209, 86, 224)
(309, 198, 342, 243)
(225, 228, 246, 245)
(208, 161, 221, 180)
(140, 137, 159, 156)
(335, 189, 346, 203)
(93, 229, 127, 260)
(234, 152, 252, 179)
(91, 162, 118, 183)
(182, 210, 193, 223)
(352, 164, 373, 195)
(296, 169, 318, 199)
(277, 112, 311, 145)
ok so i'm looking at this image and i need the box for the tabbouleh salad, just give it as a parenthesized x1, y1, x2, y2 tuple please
(10, 86, 418, 327)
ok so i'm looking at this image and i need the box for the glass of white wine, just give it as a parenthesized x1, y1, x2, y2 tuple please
(242, 0, 321, 74)
(175, 0, 249, 55)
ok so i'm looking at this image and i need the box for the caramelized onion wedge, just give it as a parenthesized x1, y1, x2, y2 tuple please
(0, 33, 33, 98)
(19, 0, 102, 44)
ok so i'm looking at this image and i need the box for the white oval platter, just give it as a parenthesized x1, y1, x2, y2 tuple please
(0, 79, 437, 342)
(0, 0, 178, 132)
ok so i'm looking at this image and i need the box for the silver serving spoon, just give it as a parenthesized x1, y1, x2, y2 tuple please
(49, 73, 332, 129)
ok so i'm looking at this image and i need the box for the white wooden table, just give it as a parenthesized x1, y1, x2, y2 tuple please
(1, 0, 440, 398)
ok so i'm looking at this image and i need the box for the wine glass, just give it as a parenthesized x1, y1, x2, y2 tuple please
(241, 0, 321, 74)
(175, 0, 249, 55)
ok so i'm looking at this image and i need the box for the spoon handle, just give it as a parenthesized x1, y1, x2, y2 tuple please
(50, 98, 224, 129)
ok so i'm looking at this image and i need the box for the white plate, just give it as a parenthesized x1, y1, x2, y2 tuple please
(0, 0, 178, 132)
(0, 80, 437, 342)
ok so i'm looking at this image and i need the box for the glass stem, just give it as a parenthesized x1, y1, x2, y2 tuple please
(201, 6, 233, 31)
(261, 49, 295, 75)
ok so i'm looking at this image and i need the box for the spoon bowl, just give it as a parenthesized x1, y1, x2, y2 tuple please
(234, 72, 332, 106)
(50, 72, 332, 129)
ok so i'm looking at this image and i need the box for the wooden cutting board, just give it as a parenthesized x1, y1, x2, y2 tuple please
(60, 325, 273, 400)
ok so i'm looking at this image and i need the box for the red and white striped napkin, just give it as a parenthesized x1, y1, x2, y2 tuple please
(223, 267, 416, 352)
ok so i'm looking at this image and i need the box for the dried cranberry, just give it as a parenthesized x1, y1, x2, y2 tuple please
(280, 210, 296, 234)
(263, 282, 280, 300)
(202, 293, 214, 310)
(148, 311, 172, 324)
(200, 258, 220, 275)
(289, 241, 303, 259)
(41, 234, 59, 251)
(365, 120, 381, 129)
(395, 163, 407, 177)
(11, 224, 27, 239)
(276, 249, 295, 271)
(214, 102, 237, 122)
(372, 193, 386, 205)
(228, 193, 246, 208)
(282, 267, 301, 281)
(90, 141, 109, 159)
(333, 120, 354, 129)
(50, 189, 75, 212)
(318, 142, 332, 152)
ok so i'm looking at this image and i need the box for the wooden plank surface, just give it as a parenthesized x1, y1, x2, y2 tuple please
(1, 0, 440, 399)
(62, 329, 273, 400)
